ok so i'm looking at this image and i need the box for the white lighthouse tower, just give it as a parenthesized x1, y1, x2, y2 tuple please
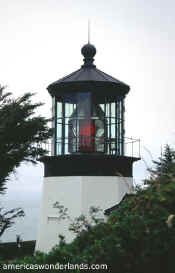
(35, 43, 140, 253)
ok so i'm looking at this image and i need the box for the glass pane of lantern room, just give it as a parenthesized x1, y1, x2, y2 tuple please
(56, 102, 62, 155)
(64, 93, 78, 155)
(77, 93, 93, 152)
(76, 92, 91, 117)
(68, 92, 92, 154)
(92, 103, 105, 153)
(111, 103, 116, 153)
(65, 101, 76, 154)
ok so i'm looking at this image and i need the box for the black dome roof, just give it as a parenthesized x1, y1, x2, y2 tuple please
(48, 43, 130, 99)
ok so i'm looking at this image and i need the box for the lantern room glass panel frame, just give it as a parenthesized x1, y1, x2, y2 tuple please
(52, 92, 125, 156)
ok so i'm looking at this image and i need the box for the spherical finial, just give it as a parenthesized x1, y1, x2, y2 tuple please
(81, 43, 96, 58)
(81, 44, 96, 67)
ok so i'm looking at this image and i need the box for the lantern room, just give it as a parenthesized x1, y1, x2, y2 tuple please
(48, 43, 130, 157)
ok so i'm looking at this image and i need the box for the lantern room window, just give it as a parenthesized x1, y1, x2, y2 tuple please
(53, 92, 125, 156)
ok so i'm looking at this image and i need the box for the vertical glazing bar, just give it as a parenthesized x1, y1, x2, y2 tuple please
(75, 103, 78, 152)
(54, 98, 57, 155)
(62, 102, 65, 155)
(109, 102, 112, 154)
(73, 104, 75, 153)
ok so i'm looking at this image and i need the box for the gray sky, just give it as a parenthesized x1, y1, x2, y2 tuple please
(1, 0, 175, 242)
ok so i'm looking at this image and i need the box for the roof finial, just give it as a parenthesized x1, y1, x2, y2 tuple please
(81, 43, 96, 67)
(88, 19, 90, 44)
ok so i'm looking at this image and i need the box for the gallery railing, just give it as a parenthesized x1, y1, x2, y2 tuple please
(36, 136, 140, 159)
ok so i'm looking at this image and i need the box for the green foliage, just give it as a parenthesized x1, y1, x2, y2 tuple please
(2, 145, 175, 272)
(0, 208, 24, 237)
(0, 85, 52, 238)
(53, 202, 104, 234)
(0, 86, 52, 194)
(145, 144, 175, 187)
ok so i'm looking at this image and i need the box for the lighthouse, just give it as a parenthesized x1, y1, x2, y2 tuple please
(35, 43, 140, 253)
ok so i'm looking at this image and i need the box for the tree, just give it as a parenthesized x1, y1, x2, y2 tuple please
(0, 85, 52, 238)
(145, 144, 175, 187)
(0, 208, 25, 238)
(0, 86, 52, 193)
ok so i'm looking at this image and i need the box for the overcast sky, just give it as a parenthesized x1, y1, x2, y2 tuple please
(1, 0, 175, 242)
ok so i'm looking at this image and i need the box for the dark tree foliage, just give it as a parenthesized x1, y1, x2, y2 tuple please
(0, 85, 52, 238)
(145, 144, 175, 187)
(0, 208, 25, 237)
(0, 86, 52, 194)
(1, 147, 175, 272)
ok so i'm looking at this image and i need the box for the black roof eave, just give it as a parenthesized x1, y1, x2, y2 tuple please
(47, 80, 130, 98)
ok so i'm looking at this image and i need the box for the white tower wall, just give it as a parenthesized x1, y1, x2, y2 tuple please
(35, 176, 133, 253)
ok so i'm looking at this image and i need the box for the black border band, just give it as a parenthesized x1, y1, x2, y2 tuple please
(40, 155, 140, 177)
